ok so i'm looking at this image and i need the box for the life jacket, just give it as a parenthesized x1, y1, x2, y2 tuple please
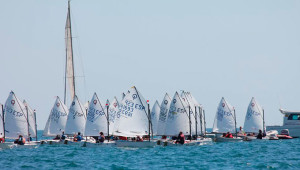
(119, 136, 127, 140)
(0, 138, 5, 143)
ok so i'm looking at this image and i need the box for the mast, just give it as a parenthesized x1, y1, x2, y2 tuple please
(189, 106, 191, 141)
(106, 104, 109, 142)
(195, 106, 197, 137)
(25, 105, 30, 142)
(199, 107, 203, 136)
(203, 109, 206, 136)
(147, 101, 151, 141)
(34, 110, 38, 141)
(263, 108, 265, 135)
(1, 104, 4, 139)
(234, 108, 237, 138)
(64, 0, 76, 104)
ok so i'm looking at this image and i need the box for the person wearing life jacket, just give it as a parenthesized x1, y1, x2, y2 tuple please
(136, 135, 143, 142)
(61, 131, 66, 140)
(176, 132, 185, 144)
(14, 135, 26, 145)
(257, 130, 263, 139)
(0, 133, 4, 143)
(76, 132, 83, 142)
(225, 132, 233, 138)
(98, 132, 105, 143)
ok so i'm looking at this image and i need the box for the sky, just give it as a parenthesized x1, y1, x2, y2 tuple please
(1, 0, 300, 130)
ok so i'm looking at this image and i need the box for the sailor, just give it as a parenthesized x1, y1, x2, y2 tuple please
(225, 132, 233, 138)
(0, 133, 4, 143)
(53, 135, 61, 140)
(14, 135, 25, 145)
(61, 131, 66, 140)
(98, 132, 105, 143)
(257, 130, 263, 139)
(28, 134, 33, 141)
(175, 132, 185, 144)
(136, 135, 143, 142)
(76, 132, 83, 142)
(239, 126, 245, 136)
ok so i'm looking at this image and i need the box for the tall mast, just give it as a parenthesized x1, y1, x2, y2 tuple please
(64, 0, 76, 104)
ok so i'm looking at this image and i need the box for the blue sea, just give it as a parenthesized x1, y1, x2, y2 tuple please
(0, 130, 300, 169)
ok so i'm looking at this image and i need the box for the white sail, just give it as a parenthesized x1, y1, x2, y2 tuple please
(164, 92, 190, 136)
(4, 91, 29, 138)
(157, 93, 172, 136)
(187, 92, 205, 135)
(180, 91, 196, 135)
(212, 97, 236, 133)
(65, 0, 75, 103)
(84, 93, 107, 136)
(43, 96, 69, 136)
(243, 97, 264, 133)
(65, 95, 86, 135)
(23, 100, 37, 138)
(0, 104, 4, 138)
(150, 100, 160, 136)
(114, 86, 149, 137)
(108, 97, 119, 135)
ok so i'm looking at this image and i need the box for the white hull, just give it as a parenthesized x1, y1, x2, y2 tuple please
(40, 140, 65, 145)
(267, 125, 300, 137)
(0, 142, 15, 149)
(13, 142, 38, 148)
(215, 136, 243, 142)
(63, 140, 85, 145)
(82, 141, 116, 147)
(162, 138, 212, 146)
(115, 140, 157, 148)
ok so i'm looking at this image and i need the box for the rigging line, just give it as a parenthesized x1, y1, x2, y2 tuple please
(133, 87, 149, 118)
(176, 92, 190, 119)
(75, 96, 86, 119)
(58, 97, 69, 116)
(95, 93, 108, 120)
(13, 93, 29, 124)
(182, 91, 196, 118)
(252, 98, 264, 120)
(223, 98, 236, 120)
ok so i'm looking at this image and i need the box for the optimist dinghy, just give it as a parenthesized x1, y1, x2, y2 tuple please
(212, 97, 242, 142)
(114, 86, 156, 148)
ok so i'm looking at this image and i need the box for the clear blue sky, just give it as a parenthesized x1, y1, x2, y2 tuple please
(1, 0, 300, 129)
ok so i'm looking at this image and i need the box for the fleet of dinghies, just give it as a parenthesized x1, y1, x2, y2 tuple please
(0, 0, 285, 149)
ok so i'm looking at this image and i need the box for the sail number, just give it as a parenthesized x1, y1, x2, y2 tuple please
(217, 108, 232, 121)
(5, 108, 24, 117)
(87, 108, 105, 122)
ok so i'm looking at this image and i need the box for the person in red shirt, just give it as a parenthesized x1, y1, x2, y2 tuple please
(225, 132, 233, 138)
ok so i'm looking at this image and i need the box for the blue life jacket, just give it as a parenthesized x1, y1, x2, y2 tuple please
(76, 135, 82, 141)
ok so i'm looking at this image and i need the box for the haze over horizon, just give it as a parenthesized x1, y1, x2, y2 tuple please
(1, 0, 300, 129)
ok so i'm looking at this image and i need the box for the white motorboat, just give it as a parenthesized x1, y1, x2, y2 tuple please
(267, 109, 300, 137)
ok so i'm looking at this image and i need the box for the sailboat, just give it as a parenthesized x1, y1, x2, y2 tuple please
(42, 96, 69, 145)
(3, 91, 38, 148)
(108, 97, 119, 135)
(0, 103, 12, 149)
(163, 92, 211, 146)
(243, 97, 264, 134)
(114, 86, 156, 147)
(212, 97, 242, 142)
(43, 0, 85, 145)
(23, 100, 38, 141)
(150, 100, 160, 136)
(64, 95, 86, 144)
(156, 93, 171, 136)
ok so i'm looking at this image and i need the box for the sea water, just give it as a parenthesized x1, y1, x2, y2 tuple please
(0, 130, 299, 169)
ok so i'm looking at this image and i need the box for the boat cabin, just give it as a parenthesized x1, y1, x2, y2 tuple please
(280, 109, 300, 126)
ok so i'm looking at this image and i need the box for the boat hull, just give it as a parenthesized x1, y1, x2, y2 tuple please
(115, 140, 157, 148)
(82, 141, 116, 147)
(267, 125, 300, 138)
